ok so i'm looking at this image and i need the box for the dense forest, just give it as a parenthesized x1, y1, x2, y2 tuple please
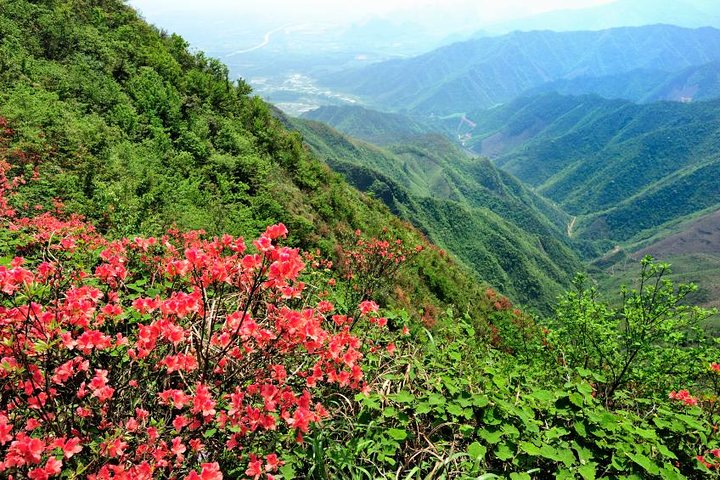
(1, 1, 720, 479)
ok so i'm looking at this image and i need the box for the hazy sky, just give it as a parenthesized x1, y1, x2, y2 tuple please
(130, 0, 617, 26)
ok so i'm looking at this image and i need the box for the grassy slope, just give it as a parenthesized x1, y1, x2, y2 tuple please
(290, 117, 583, 312)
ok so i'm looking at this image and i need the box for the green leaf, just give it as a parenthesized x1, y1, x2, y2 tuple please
(472, 394, 489, 407)
(459, 424, 474, 437)
(627, 452, 660, 475)
(495, 443, 513, 461)
(392, 391, 415, 403)
(656, 444, 677, 460)
(634, 427, 657, 440)
(479, 429, 503, 444)
(578, 463, 597, 480)
(531, 389, 555, 402)
(509, 473, 531, 480)
(519, 441, 541, 456)
(279, 463, 296, 479)
(387, 428, 408, 441)
(383, 407, 398, 417)
(446, 403, 464, 417)
(468, 441, 487, 461)
(415, 402, 431, 414)
(577, 381, 593, 396)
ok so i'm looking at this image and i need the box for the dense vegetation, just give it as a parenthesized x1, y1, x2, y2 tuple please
(301, 105, 433, 146)
(0, 0, 496, 319)
(290, 116, 581, 311)
(462, 93, 720, 254)
(2, 1, 720, 479)
(319, 25, 720, 115)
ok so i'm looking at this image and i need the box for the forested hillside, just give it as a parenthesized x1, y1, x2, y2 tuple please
(524, 61, 720, 104)
(301, 105, 433, 146)
(2, 1, 720, 479)
(0, 0, 501, 320)
(464, 93, 720, 251)
(320, 25, 720, 115)
(290, 116, 582, 311)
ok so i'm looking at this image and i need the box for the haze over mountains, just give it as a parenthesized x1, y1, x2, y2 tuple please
(321, 25, 720, 115)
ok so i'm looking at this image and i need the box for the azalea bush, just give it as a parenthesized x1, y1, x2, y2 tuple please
(0, 152, 418, 479)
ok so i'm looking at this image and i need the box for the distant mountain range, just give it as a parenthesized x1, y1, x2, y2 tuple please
(320, 25, 720, 115)
(524, 61, 720, 104)
(485, 0, 720, 34)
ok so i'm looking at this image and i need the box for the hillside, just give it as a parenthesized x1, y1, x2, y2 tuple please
(301, 105, 433, 146)
(463, 93, 720, 253)
(524, 61, 720, 103)
(0, 0, 496, 318)
(290, 116, 582, 311)
(320, 25, 720, 115)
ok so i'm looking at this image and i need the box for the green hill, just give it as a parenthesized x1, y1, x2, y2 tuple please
(464, 93, 720, 254)
(2, 2, 720, 480)
(0, 0, 495, 317)
(523, 61, 720, 103)
(320, 25, 720, 115)
(290, 116, 582, 311)
(301, 105, 432, 146)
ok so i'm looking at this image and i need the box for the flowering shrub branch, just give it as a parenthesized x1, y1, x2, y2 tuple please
(0, 139, 411, 479)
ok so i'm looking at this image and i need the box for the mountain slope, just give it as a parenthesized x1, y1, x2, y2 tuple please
(320, 25, 720, 115)
(0, 0, 493, 316)
(523, 62, 720, 103)
(301, 105, 433, 146)
(290, 117, 582, 311)
(464, 93, 720, 251)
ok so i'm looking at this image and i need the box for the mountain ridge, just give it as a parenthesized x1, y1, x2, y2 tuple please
(290, 114, 582, 311)
(320, 24, 720, 115)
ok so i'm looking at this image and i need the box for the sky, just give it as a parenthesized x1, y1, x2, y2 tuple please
(130, 0, 617, 27)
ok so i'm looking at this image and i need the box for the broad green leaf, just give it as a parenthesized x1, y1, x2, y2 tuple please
(627, 452, 660, 475)
(382, 407, 398, 417)
(531, 389, 555, 402)
(509, 473, 531, 480)
(387, 428, 408, 441)
(478, 429, 503, 444)
(446, 403, 464, 417)
(578, 463, 597, 480)
(279, 464, 296, 479)
(392, 391, 415, 403)
(495, 443, 513, 461)
(468, 441, 487, 461)
(519, 441, 541, 456)
(656, 444, 677, 460)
